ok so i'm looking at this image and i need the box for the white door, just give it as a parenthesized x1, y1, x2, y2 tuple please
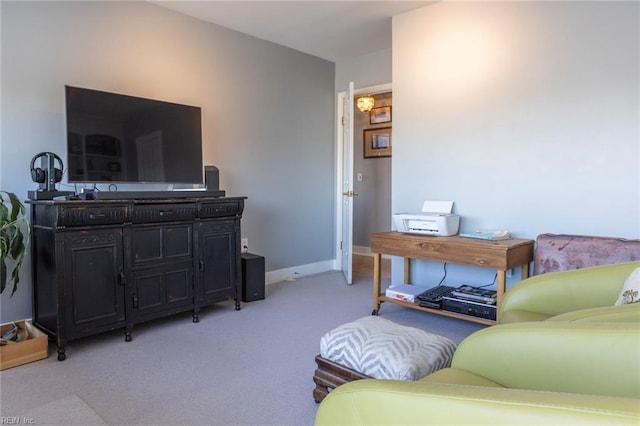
(341, 82, 355, 284)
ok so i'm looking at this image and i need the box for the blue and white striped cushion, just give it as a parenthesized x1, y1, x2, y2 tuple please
(320, 316, 456, 381)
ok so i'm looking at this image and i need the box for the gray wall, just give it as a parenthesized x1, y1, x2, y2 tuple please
(335, 48, 392, 94)
(0, 1, 335, 322)
(392, 1, 639, 289)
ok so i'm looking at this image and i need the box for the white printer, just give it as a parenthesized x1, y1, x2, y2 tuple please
(393, 200, 460, 237)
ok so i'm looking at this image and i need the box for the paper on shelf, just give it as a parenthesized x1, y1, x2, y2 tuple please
(421, 200, 454, 213)
(385, 284, 429, 303)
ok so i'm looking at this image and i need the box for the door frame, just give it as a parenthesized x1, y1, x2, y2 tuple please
(335, 82, 392, 272)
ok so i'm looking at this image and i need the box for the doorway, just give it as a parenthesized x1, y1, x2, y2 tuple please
(352, 90, 392, 257)
(335, 82, 391, 283)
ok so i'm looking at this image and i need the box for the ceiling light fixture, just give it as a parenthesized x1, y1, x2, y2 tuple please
(356, 95, 375, 113)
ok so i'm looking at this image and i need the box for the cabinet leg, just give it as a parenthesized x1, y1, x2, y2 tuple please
(125, 328, 132, 342)
(235, 300, 241, 311)
(192, 310, 200, 323)
(57, 347, 66, 361)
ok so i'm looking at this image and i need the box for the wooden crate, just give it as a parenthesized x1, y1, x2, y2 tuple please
(0, 321, 48, 370)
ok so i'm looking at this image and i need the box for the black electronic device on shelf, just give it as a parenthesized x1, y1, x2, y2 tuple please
(452, 285, 497, 304)
(416, 285, 456, 309)
(442, 296, 497, 321)
(82, 189, 225, 200)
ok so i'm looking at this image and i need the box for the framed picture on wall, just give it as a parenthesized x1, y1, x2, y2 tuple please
(369, 106, 392, 124)
(364, 127, 392, 158)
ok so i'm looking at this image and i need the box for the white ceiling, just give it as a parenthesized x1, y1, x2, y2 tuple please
(151, 1, 435, 62)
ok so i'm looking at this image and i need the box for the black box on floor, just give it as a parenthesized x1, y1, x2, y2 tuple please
(241, 253, 265, 302)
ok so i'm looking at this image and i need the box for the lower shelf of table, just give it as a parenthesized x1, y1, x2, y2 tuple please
(376, 296, 496, 326)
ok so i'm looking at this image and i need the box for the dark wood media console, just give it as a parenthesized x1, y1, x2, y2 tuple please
(28, 196, 246, 360)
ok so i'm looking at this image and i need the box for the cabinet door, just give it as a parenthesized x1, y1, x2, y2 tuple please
(63, 229, 126, 337)
(130, 224, 194, 321)
(131, 262, 193, 320)
(199, 219, 238, 303)
(131, 223, 193, 266)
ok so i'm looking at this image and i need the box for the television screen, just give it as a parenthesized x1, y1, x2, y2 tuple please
(65, 86, 203, 184)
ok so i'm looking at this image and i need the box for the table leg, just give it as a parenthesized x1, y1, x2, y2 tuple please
(521, 262, 530, 279)
(403, 257, 411, 284)
(496, 270, 506, 322)
(372, 252, 382, 315)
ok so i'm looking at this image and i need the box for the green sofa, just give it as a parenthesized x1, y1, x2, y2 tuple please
(314, 321, 640, 425)
(499, 261, 640, 323)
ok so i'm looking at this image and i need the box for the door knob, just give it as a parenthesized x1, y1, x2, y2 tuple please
(342, 191, 359, 197)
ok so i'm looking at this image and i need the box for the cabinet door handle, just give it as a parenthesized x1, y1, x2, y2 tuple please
(132, 295, 138, 308)
(118, 270, 126, 286)
(199, 260, 205, 272)
(89, 213, 106, 220)
(159, 210, 174, 217)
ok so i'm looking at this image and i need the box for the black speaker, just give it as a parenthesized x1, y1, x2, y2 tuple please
(241, 253, 265, 302)
(204, 165, 219, 191)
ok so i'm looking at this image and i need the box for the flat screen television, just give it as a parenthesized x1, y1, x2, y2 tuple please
(65, 85, 203, 184)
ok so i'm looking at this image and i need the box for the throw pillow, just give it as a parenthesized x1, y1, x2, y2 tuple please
(615, 267, 640, 306)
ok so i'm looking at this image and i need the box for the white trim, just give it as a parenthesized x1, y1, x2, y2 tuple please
(354, 83, 392, 96)
(335, 91, 346, 271)
(266, 260, 336, 285)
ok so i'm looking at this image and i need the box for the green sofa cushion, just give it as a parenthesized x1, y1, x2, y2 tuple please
(451, 322, 640, 399)
(420, 367, 504, 388)
(547, 303, 640, 322)
(499, 309, 552, 323)
(499, 262, 640, 323)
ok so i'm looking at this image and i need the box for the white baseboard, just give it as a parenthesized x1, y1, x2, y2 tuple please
(264, 250, 394, 286)
(266, 259, 336, 285)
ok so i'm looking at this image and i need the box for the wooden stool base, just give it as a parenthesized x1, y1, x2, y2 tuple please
(312, 354, 371, 403)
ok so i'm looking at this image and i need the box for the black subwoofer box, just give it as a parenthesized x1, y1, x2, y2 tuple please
(204, 165, 219, 190)
(241, 253, 265, 302)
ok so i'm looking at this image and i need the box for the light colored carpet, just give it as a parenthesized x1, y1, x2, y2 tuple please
(21, 394, 107, 425)
(0, 262, 484, 425)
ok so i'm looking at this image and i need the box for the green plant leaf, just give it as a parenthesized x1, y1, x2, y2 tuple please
(0, 190, 29, 297)
(0, 204, 7, 221)
(7, 192, 24, 222)
(0, 258, 7, 295)
(9, 227, 24, 260)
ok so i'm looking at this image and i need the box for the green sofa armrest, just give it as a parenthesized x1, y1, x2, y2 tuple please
(450, 322, 640, 398)
(499, 261, 640, 323)
(315, 379, 640, 425)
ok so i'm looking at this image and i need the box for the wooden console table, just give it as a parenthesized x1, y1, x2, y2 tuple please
(370, 232, 534, 325)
